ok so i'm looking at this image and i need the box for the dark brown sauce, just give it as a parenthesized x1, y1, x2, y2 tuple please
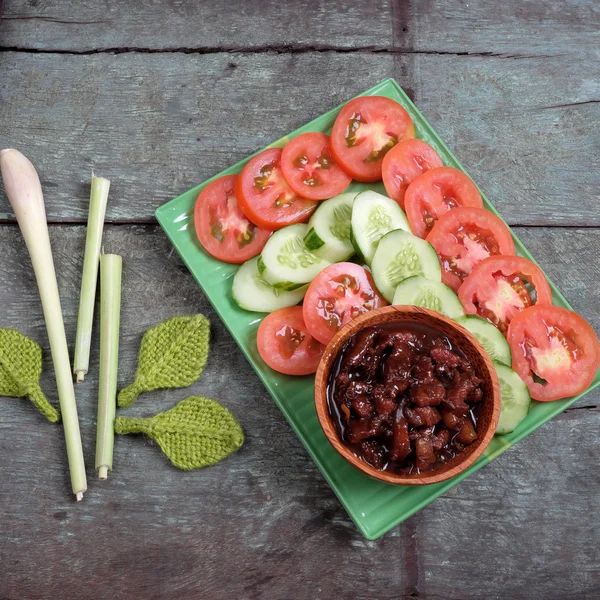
(327, 321, 483, 475)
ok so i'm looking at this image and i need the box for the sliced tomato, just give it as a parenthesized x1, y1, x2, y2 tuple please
(280, 132, 352, 200)
(426, 207, 516, 292)
(194, 175, 271, 264)
(404, 167, 483, 238)
(257, 306, 325, 376)
(382, 139, 443, 209)
(508, 305, 600, 401)
(458, 256, 553, 334)
(235, 148, 318, 230)
(303, 263, 387, 345)
(330, 96, 415, 183)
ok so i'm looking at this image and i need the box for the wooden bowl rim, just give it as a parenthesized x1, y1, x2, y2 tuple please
(314, 305, 501, 486)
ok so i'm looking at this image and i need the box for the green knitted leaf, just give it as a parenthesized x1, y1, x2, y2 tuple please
(0, 329, 60, 423)
(114, 396, 244, 469)
(118, 315, 210, 407)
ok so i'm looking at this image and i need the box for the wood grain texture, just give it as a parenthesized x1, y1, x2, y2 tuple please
(0, 51, 598, 225)
(404, 0, 600, 57)
(0, 225, 598, 599)
(0, 0, 394, 51)
(2, 0, 598, 57)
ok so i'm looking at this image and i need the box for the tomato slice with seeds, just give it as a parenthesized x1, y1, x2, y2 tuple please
(257, 306, 325, 376)
(281, 132, 352, 200)
(194, 175, 271, 264)
(330, 96, 415, 183)
(458, 256, 553, 334)
(235, 148, 318, 230)
(507, 305, 600, 401)
(303, 263, 387, 345)
(404, 167, 483, 238)
(382, 139, 443, 209)
(426, 207, 516, 292)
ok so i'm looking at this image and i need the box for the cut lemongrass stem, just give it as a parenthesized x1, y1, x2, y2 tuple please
(0, 149, 87, 500)
(73, 175, 110, 383)
(95, 254, 122, 481)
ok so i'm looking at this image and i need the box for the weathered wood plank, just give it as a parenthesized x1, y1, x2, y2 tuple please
(1, 0, 598, 58)
(0, 51, 395, 222)
(0, 224, 598, 599)
(0, 51, 598, 226)
(411, 55, 600, 228)
(0, 0, 394, 51)
(402, 0, 600, 56)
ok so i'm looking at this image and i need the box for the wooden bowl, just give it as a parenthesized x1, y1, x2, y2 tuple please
(314, 305, 501, 485)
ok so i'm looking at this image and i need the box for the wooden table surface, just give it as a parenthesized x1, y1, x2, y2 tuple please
(1, 1, 599, 598)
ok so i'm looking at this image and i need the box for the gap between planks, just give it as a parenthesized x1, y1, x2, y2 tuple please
(0, 44, 566, 60)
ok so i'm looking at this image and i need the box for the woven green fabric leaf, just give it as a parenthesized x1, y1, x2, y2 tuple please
(118, 315, 210, 407)
(0, 329, 60, 422)
(114, 396, 244, 469)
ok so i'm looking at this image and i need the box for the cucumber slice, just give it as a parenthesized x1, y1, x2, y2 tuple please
(258, 223, 330, 290)
(350, 191, 411, 264)
(456, 315, 512, 366)
(392, 275, 464, 318)
(304, 192, 356, 262)
(494, 361, 531, 435)
(232, 257, 308, 312)
(371, 229, 442, 302)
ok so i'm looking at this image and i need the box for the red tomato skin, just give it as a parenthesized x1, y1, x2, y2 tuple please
(382, 139, 443, 209)
(281, 132, 352, 200)
(404, 167, 483, 238)
(257, 306, 325, 376)
(507, 305, 600, 401)
(302, 263, 387, 346)
(458, 255, 553, 332)
(194, 175, 271, 264)
(235, 148, 318, 231)
(426, 207, 516, 292)
(330, 96, 415, 183)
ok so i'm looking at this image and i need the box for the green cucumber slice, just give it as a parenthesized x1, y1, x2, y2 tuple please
(392, 275, 464, 318)
(494, 361, 531, 435)
(258, 223, 330, 290)
(350, 190, 411, 264)
(232, 257, 308, 312)
(456, 315, 512, 366)
(371, 229, 442, 302)
(304, 192, 356, 262)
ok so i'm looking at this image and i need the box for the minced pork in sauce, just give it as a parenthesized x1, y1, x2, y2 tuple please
(328, 322, 484, 474)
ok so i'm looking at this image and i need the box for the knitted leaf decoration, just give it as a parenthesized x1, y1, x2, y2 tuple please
(0, 329, 60, 422)
(118, 315, 210, 407)
(114, 396, 244, 469)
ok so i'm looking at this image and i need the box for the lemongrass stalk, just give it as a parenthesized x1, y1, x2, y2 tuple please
(73, 175, 110, 383)
(95, 254, 122, 480)
(0, 149, 87, 500)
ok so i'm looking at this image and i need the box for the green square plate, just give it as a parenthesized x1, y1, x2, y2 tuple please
(156, 78, 600, 540)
